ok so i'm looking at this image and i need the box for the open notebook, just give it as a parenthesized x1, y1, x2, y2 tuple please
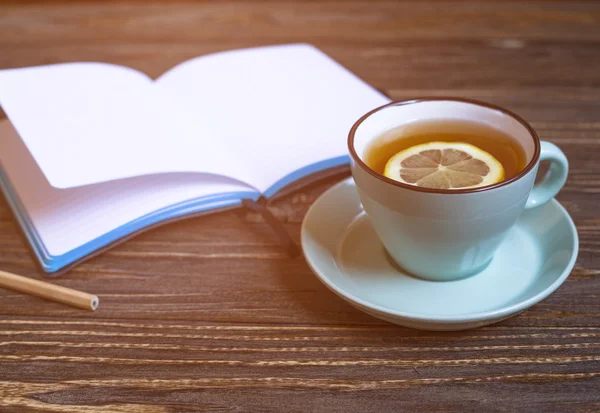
(0, 44, 390, 273)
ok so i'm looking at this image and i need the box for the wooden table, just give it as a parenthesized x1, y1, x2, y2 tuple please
(1, 1, 599, 411)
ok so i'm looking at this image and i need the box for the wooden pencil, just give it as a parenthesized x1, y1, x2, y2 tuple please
(0, 270, 98, 311)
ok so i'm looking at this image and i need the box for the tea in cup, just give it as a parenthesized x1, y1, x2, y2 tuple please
(348, 98, 568, 281)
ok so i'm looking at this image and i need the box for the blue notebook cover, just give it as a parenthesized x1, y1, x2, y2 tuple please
(0, 154, 348, 274)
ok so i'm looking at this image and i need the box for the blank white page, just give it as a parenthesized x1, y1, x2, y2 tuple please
(0, 45, 388, 193)
(157, 44, 390, 194)
(0, 63, 245, 189)
(0, 121, 255, 256)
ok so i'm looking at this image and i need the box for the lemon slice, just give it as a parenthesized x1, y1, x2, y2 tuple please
(383, 141, 505, 189)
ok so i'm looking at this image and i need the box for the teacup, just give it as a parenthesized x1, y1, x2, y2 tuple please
(348, 98, 568, 281)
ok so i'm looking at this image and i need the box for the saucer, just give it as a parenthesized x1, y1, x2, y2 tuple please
(301, 178, 578, 331)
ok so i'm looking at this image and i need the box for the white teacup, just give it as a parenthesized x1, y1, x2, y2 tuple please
(348, 98, 568, 281)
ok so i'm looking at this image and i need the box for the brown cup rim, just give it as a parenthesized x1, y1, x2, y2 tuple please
(348, 97, 541, 195)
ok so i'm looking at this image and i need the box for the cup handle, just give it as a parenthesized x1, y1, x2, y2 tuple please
(525, 141, 568, 210)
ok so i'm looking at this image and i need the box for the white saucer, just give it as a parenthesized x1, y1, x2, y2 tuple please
(301, 178, 578, 331)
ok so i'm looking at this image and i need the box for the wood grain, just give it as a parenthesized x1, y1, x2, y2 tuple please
(1, 1, 599, 412)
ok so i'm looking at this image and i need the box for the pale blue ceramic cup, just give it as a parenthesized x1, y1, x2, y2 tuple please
(348, 98, 568, 281)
